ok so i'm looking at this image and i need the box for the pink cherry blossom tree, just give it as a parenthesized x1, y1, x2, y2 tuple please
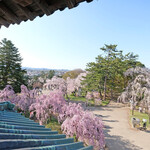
(0, 85, 17, 104)
(0, 84, 105, 149)
(119, 67, 150, 117)
(43, 76, 67, 95)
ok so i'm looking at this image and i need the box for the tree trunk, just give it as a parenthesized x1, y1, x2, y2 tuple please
(99, 90, 103, 100)
(111, 89, 113, 100)
(65, 94, 69, 100)
(123, 77, 126, 89)
(148, 111, 150, 124)
(148, 114, 150, 124)
(132, 107, 134, 115)
(103, 76, 107, 101)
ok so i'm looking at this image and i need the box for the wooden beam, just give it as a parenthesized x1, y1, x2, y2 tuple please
(13, 0, 33, 7)
(34, 0, 52, 16)
(66, 0, 76, 9)
(0, 2, 21, 24)
(0, 16, 9, 27)
(12, 1, 35, 20)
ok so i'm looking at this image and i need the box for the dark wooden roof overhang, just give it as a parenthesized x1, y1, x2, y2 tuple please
(0, 0, 93, 28)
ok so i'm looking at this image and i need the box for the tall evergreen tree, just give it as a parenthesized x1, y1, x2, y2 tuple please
(0, 38, 27, 92)
(82, 44, 144, 100)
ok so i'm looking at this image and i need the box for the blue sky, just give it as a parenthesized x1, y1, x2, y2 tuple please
(0, 0, 150, 70)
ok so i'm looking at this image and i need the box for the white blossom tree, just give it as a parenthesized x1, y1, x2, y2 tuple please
(119, 67, 150, 119)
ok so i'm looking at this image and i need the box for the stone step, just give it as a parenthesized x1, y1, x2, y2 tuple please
(0, 114, 27, 118)
(0, 118, 36, 123)
(0, 112, 22, 116)
(0, 133, 66, 139)
(0, 119, 39, 125)
(13, 141, 85, 150)
(0, 138, 74, 149)
(0, 116, 31, 120)
(0, 121, 45, 128)
(0, 112, 25, 116)
(0, 108, 93, 150)
(0, 128, 58, 135)
(0, 117, 36, 122)
(0, 113, 27, 118)
(0, 124, 51, 131)
(78, 146, 93, 150)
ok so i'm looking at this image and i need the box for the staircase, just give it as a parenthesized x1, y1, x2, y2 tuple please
(0, 103, 93, 150)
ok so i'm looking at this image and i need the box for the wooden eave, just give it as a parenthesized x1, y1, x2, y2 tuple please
(0, 0, 93, 28)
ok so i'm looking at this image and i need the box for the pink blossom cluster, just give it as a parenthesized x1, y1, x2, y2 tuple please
(29, 90, 66, 124)
(0, 85, 17, 104)
(17, 85, 37, 111)
(30, 94, 105, 149)
(86, 92, 93, 100)
(119, 67, 150, 108)
(0, 85, 105, 149)
(61, 111, 105, 149)
(66, 77, 75, 94)
(86, 91, 100, 100)
(43, 76, 67, 95)
(58, 103, 83, 123)
(43, 73, 87, 96)
(93, 92, 100, 99)
(0, 85, 38, 112)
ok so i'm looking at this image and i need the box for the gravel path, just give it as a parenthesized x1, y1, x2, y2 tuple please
(87, 102, 150, 150)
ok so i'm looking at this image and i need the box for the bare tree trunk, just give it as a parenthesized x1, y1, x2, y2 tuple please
(99, 90, 103, 100)
(123, 77, 126, 89)
(104, 76, 107, 101)
(132, 107, 134, 115)
(148, 107, 150, 124)
(111, 89, 113, 100)
(65, 93, 69, 100)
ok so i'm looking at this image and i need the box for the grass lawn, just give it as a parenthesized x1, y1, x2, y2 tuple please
(45, 117, 62, 134)
(130, 110, 150, 130)
(67, 95, 110, 106)
(101, 100, 110, 106)
(67, 95, 87, 102)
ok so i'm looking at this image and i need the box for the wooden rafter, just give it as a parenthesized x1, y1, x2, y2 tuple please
(65, 0, 76, 9)
(12, 2, 35, 20)
(13, 0, 33, 7)
(34, 0, 52, 16)
(0, 0, 93, 28)
(0, 2, 20, 24)
(0, 16, 9, 27)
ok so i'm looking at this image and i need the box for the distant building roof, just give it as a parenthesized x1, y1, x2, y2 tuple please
(0, 0, 93, 28)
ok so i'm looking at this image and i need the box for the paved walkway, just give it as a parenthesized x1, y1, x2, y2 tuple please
(87, 102, 150, 150)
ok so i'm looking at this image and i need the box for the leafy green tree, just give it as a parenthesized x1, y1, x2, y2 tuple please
(47, 70, 55, 79)
(82, 44, 144, 100)
(0, 38, 27, 92)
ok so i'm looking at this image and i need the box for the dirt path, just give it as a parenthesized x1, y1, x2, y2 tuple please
(87, 102, 150, 150)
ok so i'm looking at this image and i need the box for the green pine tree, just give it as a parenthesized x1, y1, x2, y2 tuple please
(82, 44, 144, 101)
(0, 38, 27, 92)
